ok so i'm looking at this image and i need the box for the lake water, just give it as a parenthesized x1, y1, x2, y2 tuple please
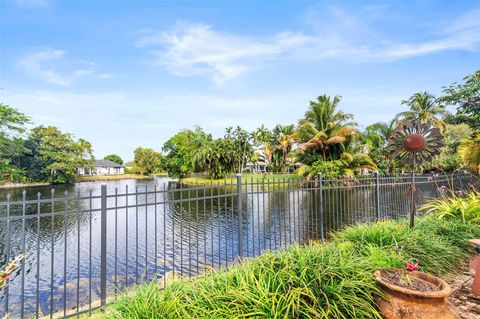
(0, 175, 447, 318)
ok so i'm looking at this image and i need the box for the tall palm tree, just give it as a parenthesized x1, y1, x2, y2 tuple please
(256, 124, 272, 144)
(396, 92, 446, 131)
(224, 126, 234, 140)
(296, 95, 357, 162)
(458, 132, 480, 174)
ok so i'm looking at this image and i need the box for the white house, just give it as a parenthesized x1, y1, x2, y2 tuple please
(78, 160, 125, 176)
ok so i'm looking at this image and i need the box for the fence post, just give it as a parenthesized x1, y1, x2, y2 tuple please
(317, 173, 324, 242)
(100, 184, 107, 306)
(236, 174, 243, 260)
(375, 172, 381, 221)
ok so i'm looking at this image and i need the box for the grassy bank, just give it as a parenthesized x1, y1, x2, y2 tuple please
(76, 174, 153, 182)
(180, 173, 298, 186)
(97, 214, 480, 319)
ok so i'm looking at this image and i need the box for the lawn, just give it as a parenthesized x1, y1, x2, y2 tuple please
(180, 173, 299, 186)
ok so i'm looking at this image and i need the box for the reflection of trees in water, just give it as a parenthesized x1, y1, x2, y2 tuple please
(0, 194, 94, 266)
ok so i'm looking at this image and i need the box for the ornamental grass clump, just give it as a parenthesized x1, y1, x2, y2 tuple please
(419, 190, 480, 223)
(112, 243, 383, 319)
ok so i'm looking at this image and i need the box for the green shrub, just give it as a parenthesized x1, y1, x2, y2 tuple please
(420, 190, 480, 223)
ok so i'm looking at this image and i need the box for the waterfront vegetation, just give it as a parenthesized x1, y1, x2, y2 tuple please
(94, 191, 480, 319)
(180, 173, 297, 186)
(1, 69, 479, 185)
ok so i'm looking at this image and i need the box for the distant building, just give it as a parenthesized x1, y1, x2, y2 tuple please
(78, 160, 125, 176)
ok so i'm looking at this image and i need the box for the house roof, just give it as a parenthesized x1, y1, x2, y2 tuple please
(92, 159, 124, 168)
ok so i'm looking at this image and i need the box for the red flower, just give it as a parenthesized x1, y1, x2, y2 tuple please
(406, 261, 419, 272)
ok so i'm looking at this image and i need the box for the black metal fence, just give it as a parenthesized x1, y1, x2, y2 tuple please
(0, 172, 478, 318)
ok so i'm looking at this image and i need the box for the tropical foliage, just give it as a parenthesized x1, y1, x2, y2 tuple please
(440, 69, 480, 129)
(420, 190, 480, 223)
(296, 95, 357, 163)
(396, 92, 446, 131)
(458, 132, 480, 174)
(162, 127, 212, 178)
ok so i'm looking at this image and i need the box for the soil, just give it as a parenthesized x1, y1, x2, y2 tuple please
(447, 268, 480, 319)
(380, 270, 440, 292)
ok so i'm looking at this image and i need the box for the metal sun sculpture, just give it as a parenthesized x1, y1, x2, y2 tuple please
(388, 121, 444, 165)
(388, 121, 444, 228)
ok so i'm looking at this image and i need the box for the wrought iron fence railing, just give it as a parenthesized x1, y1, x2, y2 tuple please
(0, 172, 478, 318)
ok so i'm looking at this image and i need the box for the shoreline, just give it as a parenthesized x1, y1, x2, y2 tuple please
(0, 182, 51, 189)
(76, 174, 154, 182)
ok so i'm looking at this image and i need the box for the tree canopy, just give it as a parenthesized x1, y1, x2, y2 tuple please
(21, 126, 93, 184)
(440, 69, 480, 129)
(162, 127, 212, 178)
(133, 147, 163, 175)
(104, 154, 124, 165)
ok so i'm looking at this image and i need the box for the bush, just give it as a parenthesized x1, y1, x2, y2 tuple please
(309, 160, 344, 179)
(420, 190, 480, 223)
(103, 216, 480, 319)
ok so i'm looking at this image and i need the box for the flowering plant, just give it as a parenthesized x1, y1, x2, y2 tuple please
(405, 261, 419, 272)
(400, 260, 419, 287)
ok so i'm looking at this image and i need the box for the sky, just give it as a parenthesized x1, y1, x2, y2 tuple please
(1, 0, 479, 161)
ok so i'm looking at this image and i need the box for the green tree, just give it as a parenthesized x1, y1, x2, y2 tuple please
(104, 154, 124, 165)
(363, 120, 396, 150)
(133, 147, 162, 175)
(21, 126, 93, 184)
(0, 104, 30, 164)
(361, 120, 402, 174)
(396, 92, 446, 131)
(444, 123, 473, 150)
(296, 95, 357, 163)
(439, 70, 480, 129)
(193, 139, 232, 179)
(162, 127, 212, 178)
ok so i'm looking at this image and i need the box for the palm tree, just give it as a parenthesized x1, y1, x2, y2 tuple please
(224, 127, 234, 139)
(273, 124, 296, 170)
(296, 95, 357, 162)
(296, 152, 377, 179)
(396, 92, 446, 131)
(458, 132, 480, 174)
(363, 120, 397, 150)
(340, 152, 377, 177)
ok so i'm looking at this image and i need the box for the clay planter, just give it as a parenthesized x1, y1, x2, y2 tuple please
(374, 269, 460, 319)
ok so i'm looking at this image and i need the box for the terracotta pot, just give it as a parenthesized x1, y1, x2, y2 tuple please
(374, 269, 460, 319)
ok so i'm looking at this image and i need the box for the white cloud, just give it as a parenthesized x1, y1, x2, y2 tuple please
(137, 9, 480, 84)
(136, 23, 310, 85)
(17, 48, 109, 86)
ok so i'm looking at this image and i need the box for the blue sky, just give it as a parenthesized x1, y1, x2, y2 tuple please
(1, 0, 479, 161)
